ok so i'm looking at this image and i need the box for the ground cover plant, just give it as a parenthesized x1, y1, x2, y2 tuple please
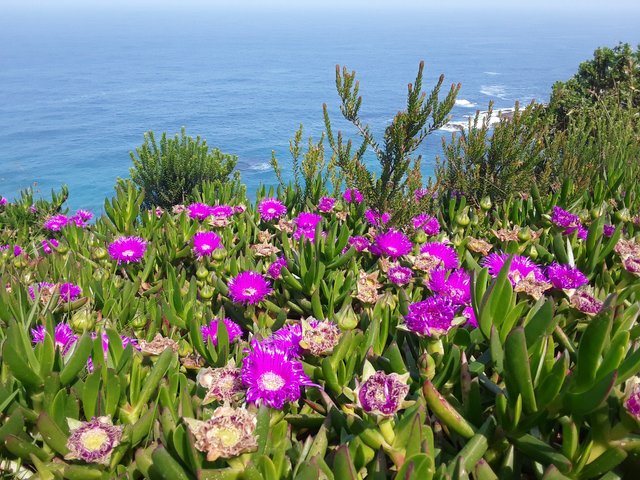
(1, 47, 640, 479)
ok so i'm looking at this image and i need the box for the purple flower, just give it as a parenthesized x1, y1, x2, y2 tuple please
(343, 188, 363, 204)
(31, 323, 77, 354)
(412, 213, 440, 236)
(365, 209, 390, 226)
(108, 236, 147, 263)
(44, 214, 69, 231)
(258, 198, 287, 221)
(29, 204, 37, 214)
(570, 289, 603, 316)
(59, 283, 82, 302)
(268, 323, 303, 357)
(428, 269, 471, 305)
(604, 224, 616, 237)
(28, 282, 55, 300)
(75, 209, 93, 222)
(0, 197, 7, 206)
(228, 271, 272, 305)
(551, 206, 580, 229)
(201, 318, 243, 345)
(65, 417, 123, 465)
(188, 203, 213, 221)
(420, 242, 459, 270)
(482, 253, 545, 286)
(546, 263, 588, 289)
(414, 188, 429, 202)
(293, 212, 323, 241)
(346, 236, 370, 253)
(405, 296, 457, 336)
(372, 230, 412, 258)
(358, 371, 409, 417)
(318, 197, 336, 213)
(625, 385, 640, 420)
(210, 205, 234, 218)
(192, 231, 222, 257)
(42, 239, 59, 254)
(565, 224, 588, 241)
(13, 245, 22, 257)
(267, 256, 287, 278)
(241, 341, 315, 409)
(388, 266, 413, 286)
(463, 306, 478, 328)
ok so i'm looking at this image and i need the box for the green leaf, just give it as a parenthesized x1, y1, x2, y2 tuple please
(333, 445, 358, 480)
(504, 328, 537, 413)
(573, 313, 612, 392)
(60, 333, 93, 385)
(37, 412, 70, 456)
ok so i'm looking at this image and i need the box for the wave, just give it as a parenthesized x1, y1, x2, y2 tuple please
(247, 162, 272, 172)
(439, 106, 518, 133)
(455, 99, 477, 108)
(483, 71, 501, 76)
(480, 85, 508, 99)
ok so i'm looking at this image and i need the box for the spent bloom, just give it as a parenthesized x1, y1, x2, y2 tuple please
(267, 256, 288, 278)
(258, 198, 287, 221)
(299, 318, 342, 356)
(318, 196, 336, 213)
(28, 282, 55, 301)
(241, 341, 315, 409)
(188, 203, 213, 220)
(189, 406, 258, 461)
(428, 268, 471, 305)
(108, 236, 147, 263)
(192, 231, 222, 257)
(197, 363, 244, 404)
(357, 371, 410, 417)
(569, 288, 603, 316)
(624, 382, 640, 420)
(546, 263, 589, 290)
(228, 271, 272, 305)
(372, 230, 412, 258)
(201, 318, 243, 345)
(412, 213, 440, 236)
(420, 242, 460, 270)
(343, 188, 363, 204)
(482, 253, 545, 286)
(31, 323, 77, 354)
(405, 295, 457, 337)
(387, 265, 413, 286)
(65, 417, 123, 465)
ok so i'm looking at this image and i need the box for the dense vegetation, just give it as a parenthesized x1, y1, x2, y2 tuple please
(0, 45, 639, 479)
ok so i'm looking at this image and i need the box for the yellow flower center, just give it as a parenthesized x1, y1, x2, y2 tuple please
(80, 429, 109, 452)
(211, 425, 241, 447)
(259, 371, 285, 391)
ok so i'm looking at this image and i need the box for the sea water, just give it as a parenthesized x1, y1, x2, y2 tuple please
(1, 6, 639, 212)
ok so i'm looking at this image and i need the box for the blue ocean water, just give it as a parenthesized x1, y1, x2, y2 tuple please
(1, 6, 639, 213)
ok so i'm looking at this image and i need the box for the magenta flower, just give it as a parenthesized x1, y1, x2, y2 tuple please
(228, 271, 272, 305)
(318, 197, 336, 213)
(241, 341, 315, 409)
(75, 209, 93, 222)
(59, 283, 82, 302)
(358, 371, 409, 417)
(13, 245, 22, 257)
(570, 288, 603, 316)
(44, 214, 70, 231)
(293, 212, 323, 241)
(210, 205, 234, 218)
(546, 263, 588, 289)
(551, 206, 580, 228)
(428, 269, 471, 305)
(267, 256, 288, 278)
(604, 224, 616, 237)
(343, 188, 363, 204)
(412, 213, 440, 235)
(42, 238, 59, 254)
(482, 253, 545, 285)
(267, 323, 303, 357)
(420, 242, 459, 270)
(65, 417, 123, 465)
(365, 210, 391, 226)
(0, 197, 7, 206)
(625, 385, 640, 420)
(31, 323, 77, 354)
(372, 230, 412, 258)
(388, 266, 413, 286)
(463, 306, 478, 328)
(29, 204, 37, 213)
(108, 236, 147, 263)
(188, 203, 213, 220)
(28, 282, 55, 300)
(415, 188, 429, 202)
(258, 198, 287, 221)
(192, 231, 222, 257)
(201, 318, 243, 345)
(347, 236, 371, 253)
(405, 296, 457, 336)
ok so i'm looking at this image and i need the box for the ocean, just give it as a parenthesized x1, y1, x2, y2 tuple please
(1, 6, 639, 213)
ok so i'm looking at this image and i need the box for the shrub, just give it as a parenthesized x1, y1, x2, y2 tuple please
(127, 127, 238, 209)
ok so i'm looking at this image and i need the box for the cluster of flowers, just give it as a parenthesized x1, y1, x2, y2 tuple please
(187, 202, 241, 221)
(43, 209, 93, 231)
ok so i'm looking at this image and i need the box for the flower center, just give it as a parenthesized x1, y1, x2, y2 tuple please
(122, 249, 134, 257)
(242, 287, 257, 297)
(80, 429, 109, 452)
(259, 371, 285, 391)
(219, 374, 237, 391)
(268, 208, 276, 214)
(211, 425, 241, 447)
(201, 244, 211, 251)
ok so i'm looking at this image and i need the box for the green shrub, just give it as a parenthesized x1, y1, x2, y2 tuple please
(126, 127, 238, 209)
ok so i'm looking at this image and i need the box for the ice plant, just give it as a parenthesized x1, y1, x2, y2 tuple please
(201, 318, 243, 345)
(551, 206, 580, 228)
(241, 341, 315, 409)
(188, 406, 258, 461)
(343, 188, 363, 204)
(405, 295, 457, 336)
(372, 230, 412, 258)
(210, 205, 234, 218)
(365, 209, 391, 226)
(197, 363, 244, 403)
(59, 282, 82, 302)
(357, 371, 410, 417)
(299, 318, 342, 356)
(268, 323, 303, 357)
(347, 235, 371, 253)
(267, 256, 287, 278)
(482, 252, 545, 286)
(139, 334, 179, 355)
(228, 271, 272, 305)
(192, 231, 222, 257)
(43, 214, 69, 231)
(428, 268, 471, 304)
(31, 323, 77, 354)
(412, 213, 440, 235)
(28, 282, 55, 301)
(625, 382, 640, 420)
(65, 417, 123, 465)
(546, 263, 589, 289)
(258, 198, 287, 221)
(294, 212, 322, 231)
(569, 288, 603, 316)
(318, 196, 336, 212)
(387, 265, 413, 286)
(108, 236, 147, 263)
(419, 242, 460, 270)
(188, 203, 213, 220)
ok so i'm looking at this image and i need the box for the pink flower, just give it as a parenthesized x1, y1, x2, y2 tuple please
(343, 188, 363, 204)
(108, 237, 147, 263)
(228, 271, 272, 305)
(258, 198, 287, 221)
(420, 242, 459, 270)
(318, 197, 336, 213)
(188, 203, 213, 220)
(412, 213, 440, 236)
(372, 230, 412, 258)
(193, 231, 222, 257)
(44, 214, 69, 231)
(388, 266, 413, 285)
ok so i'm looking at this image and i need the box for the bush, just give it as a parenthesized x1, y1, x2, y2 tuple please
(127, 127, 238, 209)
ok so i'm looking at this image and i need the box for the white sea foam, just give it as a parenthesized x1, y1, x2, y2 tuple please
(455, 99, 477, 108)
(439, 106, 517, 133)
(247, 162, 272, 172)
(483, 71, 501, 76)
(480, 85, 508, 99)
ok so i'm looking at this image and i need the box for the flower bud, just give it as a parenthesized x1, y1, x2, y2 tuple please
(414, 230, 428, 244)
(70, 309, 96, 333)
(526, 244, 538, 260)
(480, 196, 492, 211)
(418, 352, 436, 379)
(92, 247, 107, 260)
(469, 210, 479, 226)
(337, 303, 359, 330)
(56, 243, 69, 255)
(615, 208, 631, 223)
(451, 234, 463, 248)
(130, 314, 147, 329)
(196, 265, 209, 280)
(578, 209, 590, 224)
(212, 248, 227, 261)
(518, 226, 532, 242)
(200, 285, 214, 300)
(455, 208, 470, 227)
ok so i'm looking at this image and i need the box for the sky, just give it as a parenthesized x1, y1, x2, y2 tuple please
(3, 0, 640, 11)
